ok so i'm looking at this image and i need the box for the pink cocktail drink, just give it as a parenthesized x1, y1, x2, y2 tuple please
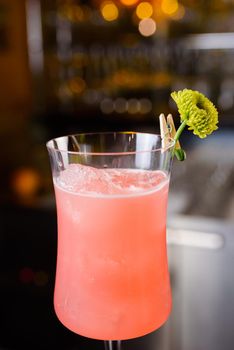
(53, 164, 172, 340)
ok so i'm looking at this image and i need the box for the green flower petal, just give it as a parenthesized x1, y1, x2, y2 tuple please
(171, 89, 218, 138)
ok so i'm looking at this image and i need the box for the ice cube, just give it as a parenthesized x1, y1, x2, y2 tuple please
(56, 164, 167, 195)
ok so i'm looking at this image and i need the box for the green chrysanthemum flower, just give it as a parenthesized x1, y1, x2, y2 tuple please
(171, 89, 218, 138)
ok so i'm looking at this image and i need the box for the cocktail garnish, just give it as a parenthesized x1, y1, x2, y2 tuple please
(169, 89, 218, 160)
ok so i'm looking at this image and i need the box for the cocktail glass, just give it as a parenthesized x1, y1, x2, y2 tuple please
(47, 132, 175, 350)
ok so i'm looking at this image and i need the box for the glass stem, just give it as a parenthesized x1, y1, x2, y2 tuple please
(104, 340, 122, 350)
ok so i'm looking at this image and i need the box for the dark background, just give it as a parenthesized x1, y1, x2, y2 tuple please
(0, 1, 234, 349)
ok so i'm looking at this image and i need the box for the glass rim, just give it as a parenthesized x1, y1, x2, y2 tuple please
(46, 131, 175, 156)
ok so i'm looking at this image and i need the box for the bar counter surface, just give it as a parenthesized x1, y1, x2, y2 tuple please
(0, 204, 233, 350)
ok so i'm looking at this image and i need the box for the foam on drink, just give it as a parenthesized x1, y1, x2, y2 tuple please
(56, 163, 168, 196)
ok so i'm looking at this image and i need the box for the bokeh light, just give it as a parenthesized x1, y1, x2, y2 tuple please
(11, 168, 41, 199)
(100, 98, 114, 114)
(114, 98, 127, 113)
(138, 18, 157, 37)
(120, 0, 139, 6)
(128, 98, 140, 114)
(73, 5, 84, 21)
(161, 0, 179, 15)
(34, 270, 49, 287)
(101, 1, 119, 21)
(139, 98, 152, 114)
(68, 77, 86, 94)
(136, 2, 153, 19)
(170, 4, 185, 20)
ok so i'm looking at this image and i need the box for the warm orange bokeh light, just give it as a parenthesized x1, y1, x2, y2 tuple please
(161, 0, 179, 15)
(120, 0, 139, 6)
(68, 77, 86, 94)
(11, 168, 41, 198)
(136, 2, 153, 19)
(101, 1, 119, 21)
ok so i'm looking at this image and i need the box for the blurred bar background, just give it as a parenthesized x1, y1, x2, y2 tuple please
(0, 1, 234, 349)
(1, 0, 234, 213)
